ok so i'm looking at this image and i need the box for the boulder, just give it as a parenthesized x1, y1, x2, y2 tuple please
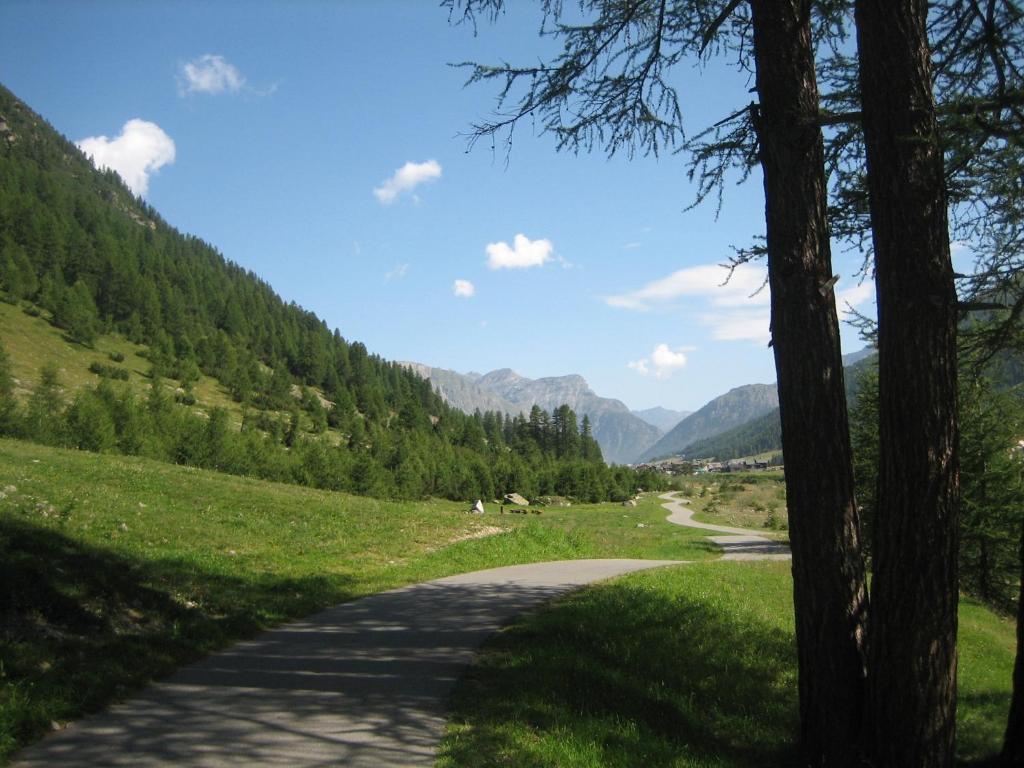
(622, 499, 637, 507)
(503, 492, 529, 506)
(471, 499, 485, 515)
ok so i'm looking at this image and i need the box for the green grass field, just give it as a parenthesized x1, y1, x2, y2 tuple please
(678, 473, 791, 532)
(0, 438, 713, 762)
(0, 438, 1017, 766)
(437, 563, 1016, 767)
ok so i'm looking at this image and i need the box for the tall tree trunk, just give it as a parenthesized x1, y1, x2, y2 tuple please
(855, 1, 961, 765)
(1004, 524, 1024, 765)
(748, 2, 868, 763)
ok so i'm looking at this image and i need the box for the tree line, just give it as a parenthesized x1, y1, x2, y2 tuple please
(0, 344, 663, 504)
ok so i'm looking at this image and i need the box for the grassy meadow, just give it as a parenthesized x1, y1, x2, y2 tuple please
(678, 472, 791, 533)
(438, 563, 1016, 767)
(0, 437, 1016, 766)
(0, 437, 711, 762)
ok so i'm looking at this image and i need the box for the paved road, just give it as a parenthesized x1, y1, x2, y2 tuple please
(659, 491, 791, 561)
(14, 559, 681, 767)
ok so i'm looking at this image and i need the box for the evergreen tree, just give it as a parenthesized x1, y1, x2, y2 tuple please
(857, 2, 960, 759)
(284, 407, 301, 448)
(23, 363, 65, 445)
(0, 341, 18, 436)
(65, 388, 117, 452)
(54, 279, 99, 345)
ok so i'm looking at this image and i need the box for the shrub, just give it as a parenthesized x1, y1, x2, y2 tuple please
(175, 390, 197, 406)
(88, 362, 129, 381)
(108, 351, 125, 363)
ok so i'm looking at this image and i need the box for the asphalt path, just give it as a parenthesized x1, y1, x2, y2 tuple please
(14, 559, 681, 767)
(659, 491, 792, 561)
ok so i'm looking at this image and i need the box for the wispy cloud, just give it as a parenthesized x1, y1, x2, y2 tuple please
(628, 343, 691, 380)
(605, 263, 768, 311)
(627, 359, 649, 376)
(385, 263, 410, 281)
(699, 309, 772, 344)
(77, 119, 175, 196)
(453, 279, 475, 298)
(486, 234, 554, 270)
(609, 263, 874, 346)
(178, 54, 246, 96)
(836, 279, 874, 314)
(374, 160, 442, 204)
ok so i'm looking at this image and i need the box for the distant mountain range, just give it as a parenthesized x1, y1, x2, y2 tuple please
(406, 347, 879, 467)
(649, 349, 879, 462)
(639, 383, 780, 462)
(402, 364, 662, 465)
(631, 406, 692, 433)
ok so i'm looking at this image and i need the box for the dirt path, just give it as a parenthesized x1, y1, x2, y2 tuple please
(14, 559, 682, 768)
(659, 491, 791, 561)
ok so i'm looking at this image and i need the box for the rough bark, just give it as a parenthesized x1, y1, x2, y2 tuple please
(748, 2, 868, 764)
(855, 1, 961, 765)
(1004, 524, 1024, 765)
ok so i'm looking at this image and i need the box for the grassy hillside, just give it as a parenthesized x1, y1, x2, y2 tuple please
(438, 563, 1016, 767)
(0, 438, 712, 762)
(1, 299, 241, 415)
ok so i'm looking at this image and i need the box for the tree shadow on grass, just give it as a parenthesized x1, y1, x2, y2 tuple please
(439, 574, 800, 768)
(957, 692, 1011, 767)
(0, 516, 357, 759)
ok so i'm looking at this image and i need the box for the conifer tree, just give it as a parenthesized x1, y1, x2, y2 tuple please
(54, 279, 99, 345)
(0, 342, 19, 436)
(65, 388, 117, 453)
(24, 363, 65, 445)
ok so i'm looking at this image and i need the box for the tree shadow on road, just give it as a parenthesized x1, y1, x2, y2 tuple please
(0, 516, 357, 761)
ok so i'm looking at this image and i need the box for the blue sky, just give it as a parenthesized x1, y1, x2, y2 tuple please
(1, 1, 876, 412)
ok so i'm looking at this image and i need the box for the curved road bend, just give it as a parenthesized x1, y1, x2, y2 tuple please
(659, 491, 791, 561)
(14, 558, 681, 768)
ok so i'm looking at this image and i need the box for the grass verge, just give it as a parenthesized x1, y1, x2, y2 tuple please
(0, 438, 711, 762)
(678, 474, 790, 533)
(437, 562, 1015, 767)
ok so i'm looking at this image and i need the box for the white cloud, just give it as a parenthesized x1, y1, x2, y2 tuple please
(605, 263, 769, 311)
(179, 54, 245, 95)
(77, 119, 176, 196)
(629, 343, 689, 380)
(374, 160, 442, 204)
(623, 241, 643, 250)
(627, 359, 649, 376)
(453, 279, 475, 298)
(486, 234, 554, 270)
(700, 309, 772, 344)
(610, 263, 875, 346)
(385, 263, 410, 281)
(836, 279, 874, 314)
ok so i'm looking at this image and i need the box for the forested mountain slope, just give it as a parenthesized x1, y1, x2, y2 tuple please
(648, 351, 881, 462)
(0, 83, 659, 502)
(640, 383, 780, 461)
